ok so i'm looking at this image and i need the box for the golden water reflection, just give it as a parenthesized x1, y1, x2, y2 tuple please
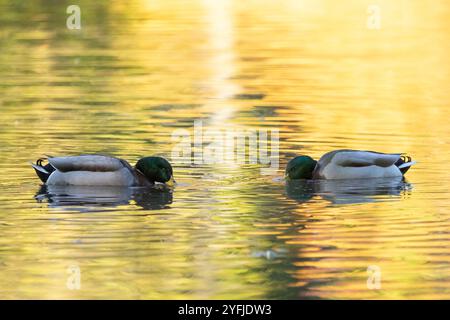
(0, 0, 449, 299)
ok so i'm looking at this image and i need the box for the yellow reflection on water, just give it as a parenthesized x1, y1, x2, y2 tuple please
(0, 0, 449, 299)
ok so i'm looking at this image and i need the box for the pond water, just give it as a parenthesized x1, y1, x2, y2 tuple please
(0, 0, 449, 299)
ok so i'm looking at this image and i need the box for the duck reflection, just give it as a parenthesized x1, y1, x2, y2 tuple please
(35, 185, 173, 210)
(286, 177, 412, 205)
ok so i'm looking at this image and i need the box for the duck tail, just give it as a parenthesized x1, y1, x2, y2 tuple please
(30, 158, 55, 183)
(395, 155, 416, 175)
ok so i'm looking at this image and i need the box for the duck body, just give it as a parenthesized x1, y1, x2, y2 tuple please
(46, 166, 141, 186)
(31, 155, 173, 186)
(286, 149, 416, 180)
(313, 150, 413, 180)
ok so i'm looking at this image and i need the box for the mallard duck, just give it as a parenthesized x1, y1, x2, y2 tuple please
(31, 155, 174, 186)
(286, 150, 416, 180)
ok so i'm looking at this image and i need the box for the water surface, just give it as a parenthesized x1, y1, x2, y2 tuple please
(0, 0, 449, 299)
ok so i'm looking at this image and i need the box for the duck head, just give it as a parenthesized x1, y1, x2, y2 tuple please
(135, 156, 174, 185)
(285, 155, 317, 180)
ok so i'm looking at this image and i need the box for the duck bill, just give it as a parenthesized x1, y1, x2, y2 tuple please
(166, 176, 175, 187)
